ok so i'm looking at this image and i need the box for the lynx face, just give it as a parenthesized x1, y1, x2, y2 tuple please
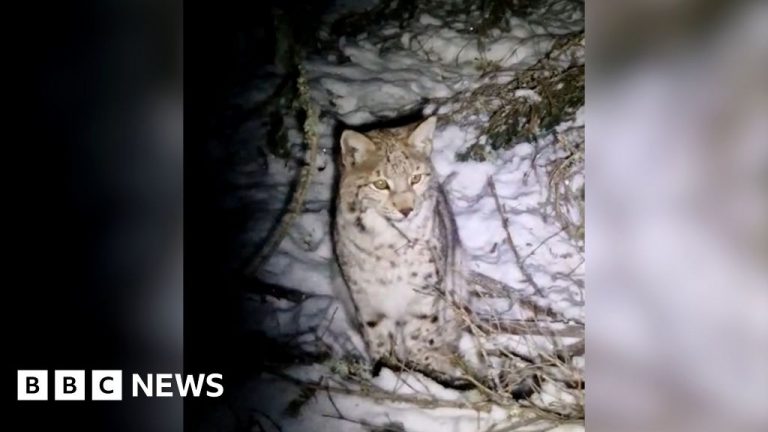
(338, 117, 437, 221)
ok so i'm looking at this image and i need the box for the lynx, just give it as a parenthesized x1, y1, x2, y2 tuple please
(333, 116, 470, 385)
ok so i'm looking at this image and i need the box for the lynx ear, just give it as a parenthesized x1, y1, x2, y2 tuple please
(408, 116, 437, 155)
(340, 130, 376, 168)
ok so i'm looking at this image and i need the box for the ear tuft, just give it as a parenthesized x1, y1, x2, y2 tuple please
(340, 130, 376, 168)
(408, 116, 437, 155)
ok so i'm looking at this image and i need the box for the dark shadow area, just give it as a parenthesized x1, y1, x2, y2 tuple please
(6, 1, 182, 431)
(184, 1, 335, 430)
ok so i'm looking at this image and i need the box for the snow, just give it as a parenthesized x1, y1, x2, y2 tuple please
(226, 1, 584, 430)
(305, 1, 579, 126)
(223, 363, 580, 432)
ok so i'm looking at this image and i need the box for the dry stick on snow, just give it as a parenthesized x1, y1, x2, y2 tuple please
(474, 319, 583, 339)
(447, 178, 585, 417)
(477, 177, 578, 328)
(322, 387, 408, 432)
(322, 387, 374, 428)
(251, 410, 284, 432)
(271, 371, 493, 412)
(487, 176, 546, 298)
(465, 270, 562, 323)
(482, 417, 551, 432)
(246, 64, 320, 276)
(382, 355, 435, 396)
(318, 306, 339, 341)
(521, 227, 566, 265)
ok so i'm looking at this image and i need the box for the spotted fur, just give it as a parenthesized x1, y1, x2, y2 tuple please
(333, 116, 470, 385)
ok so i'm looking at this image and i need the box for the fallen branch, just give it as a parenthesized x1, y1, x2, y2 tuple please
(487, 176, 546, 298)
(246, 64, 320, 276)
(466, 267, 567, 323)
(270, 370, 494, 412)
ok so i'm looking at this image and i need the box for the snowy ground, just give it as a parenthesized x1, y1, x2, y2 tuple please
(219, 1, 584, 431)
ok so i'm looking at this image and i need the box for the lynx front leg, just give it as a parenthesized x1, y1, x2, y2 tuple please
(360, 313, 396, 363)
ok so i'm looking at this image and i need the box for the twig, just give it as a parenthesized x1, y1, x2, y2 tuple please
(473, 319, 583, 338)
(483, 416, 548, 432)
(270, 371, 493, 412)
(465, 270, 562, 322)
(325, 386, 344, 418)
(251, 409, 283, 432)
(521, 227, 566, 265)
(319, 306, 339, 340)
(246, 64, 320, 276)
(322, 386, 372, 427)
(487, 176, 546, 298)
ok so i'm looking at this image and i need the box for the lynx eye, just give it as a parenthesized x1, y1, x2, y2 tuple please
(372, 179, 389, 190)
(410, 174, 423, 185)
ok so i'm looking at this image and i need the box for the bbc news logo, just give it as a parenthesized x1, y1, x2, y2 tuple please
(18, 370, 223, 401)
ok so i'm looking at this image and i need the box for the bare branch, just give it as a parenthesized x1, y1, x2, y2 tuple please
(487, 176, 547, 298)
(246, 64, 320, 276)
(472, 319, 583, 338)
(271, 370, 493, 412)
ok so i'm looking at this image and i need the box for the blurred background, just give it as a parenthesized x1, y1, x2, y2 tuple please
(587, 0, 768, 431)
(7, 1, 181, 431)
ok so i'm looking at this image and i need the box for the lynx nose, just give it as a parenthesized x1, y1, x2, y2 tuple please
(399, 207, 413, 217)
